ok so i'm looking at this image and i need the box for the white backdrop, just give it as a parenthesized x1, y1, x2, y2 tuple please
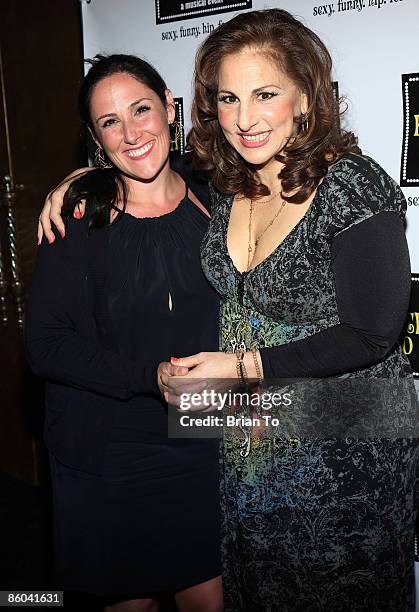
(80, 0, 419, 601)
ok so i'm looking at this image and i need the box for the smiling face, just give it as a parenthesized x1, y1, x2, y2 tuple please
(90, 72, 175, 181)
(217, 47, 307, 171)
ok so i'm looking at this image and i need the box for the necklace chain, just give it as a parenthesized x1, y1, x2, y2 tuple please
(247, 195, 287, 271)
(234, 188, 287, 358)
(254, 188, 283, 205)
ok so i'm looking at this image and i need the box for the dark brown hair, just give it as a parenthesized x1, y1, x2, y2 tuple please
(63, 54, 169, 230)
(188, 9, 361, 203)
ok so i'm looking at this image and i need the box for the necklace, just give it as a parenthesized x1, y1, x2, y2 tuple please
(230, 190, 286, 358)
(254, 188, 283, 205)
(247, 197, 287, 271)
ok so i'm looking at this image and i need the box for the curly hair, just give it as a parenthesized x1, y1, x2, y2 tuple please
(188, 9, 361, 203)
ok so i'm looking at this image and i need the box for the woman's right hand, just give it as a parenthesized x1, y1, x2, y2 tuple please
(38, 167, 93, 244)
(158, 361, 189, 402)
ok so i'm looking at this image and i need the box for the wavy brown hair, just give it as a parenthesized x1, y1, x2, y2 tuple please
(188, 9, 361, 203)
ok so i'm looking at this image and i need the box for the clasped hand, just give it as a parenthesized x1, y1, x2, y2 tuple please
(158, 351, 237, 412)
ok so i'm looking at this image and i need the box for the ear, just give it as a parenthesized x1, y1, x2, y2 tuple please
(300, 92, 308, 116)
(88, 126, 101, 148)
(165, 89, 176, 124)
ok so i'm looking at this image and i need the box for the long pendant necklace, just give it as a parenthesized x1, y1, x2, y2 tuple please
(231, 192, 287, 353)
(232, 193, 288, 354)
(232, 191, 288, 458)
(247, 195, 287, 271)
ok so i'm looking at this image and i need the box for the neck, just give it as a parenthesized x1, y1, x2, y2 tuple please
(257, 163, 284, 192)
(124, 158, 183, 211)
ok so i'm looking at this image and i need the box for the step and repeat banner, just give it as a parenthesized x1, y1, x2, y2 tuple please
(81, 0, 419, 376)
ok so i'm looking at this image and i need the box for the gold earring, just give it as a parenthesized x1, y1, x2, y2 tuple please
(169, 120, 183, 146)
(94, 146, 113, 169)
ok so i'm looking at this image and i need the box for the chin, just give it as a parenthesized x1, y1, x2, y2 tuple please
(124, 157, 167, 181)
(239, 148, 277, 166)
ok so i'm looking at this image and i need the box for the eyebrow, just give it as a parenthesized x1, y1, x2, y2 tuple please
(217, 84, 281, 95)
(95, 97, 153, 123)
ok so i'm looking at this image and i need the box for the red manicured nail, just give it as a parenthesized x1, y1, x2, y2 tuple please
(59, 230, 65, 238)
(47, 237, 53, 244)
(73, 211, 83, 219)
(171, 357, 180, 363)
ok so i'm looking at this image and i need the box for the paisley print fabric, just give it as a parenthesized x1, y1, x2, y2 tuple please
(201, 155, 419, 611)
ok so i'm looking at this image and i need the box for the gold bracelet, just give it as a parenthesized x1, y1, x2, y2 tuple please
(251, 347, 263, 384)
(235, 349, 244, 381)
(235, 349, 248, 385)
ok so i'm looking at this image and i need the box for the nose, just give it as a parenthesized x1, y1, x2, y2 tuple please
(236, 101, 257, 133)
(122, 118, 141, 145)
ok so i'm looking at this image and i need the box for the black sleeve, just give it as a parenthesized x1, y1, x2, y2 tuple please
(259, 212, 410, 378)
(25, 235, 159, 400)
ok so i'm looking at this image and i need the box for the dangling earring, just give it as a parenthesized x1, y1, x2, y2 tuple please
(169, 120, 183, 146)
(94, 146, 113, 169)
(301, 114, 309, 132)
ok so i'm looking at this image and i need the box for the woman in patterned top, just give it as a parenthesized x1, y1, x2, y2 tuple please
(164, 9, 419, 612)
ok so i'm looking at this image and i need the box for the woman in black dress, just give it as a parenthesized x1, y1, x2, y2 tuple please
(26, 54, 222, 611)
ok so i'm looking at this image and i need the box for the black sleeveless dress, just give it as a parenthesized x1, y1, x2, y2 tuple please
(49, 189, 221, 598)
